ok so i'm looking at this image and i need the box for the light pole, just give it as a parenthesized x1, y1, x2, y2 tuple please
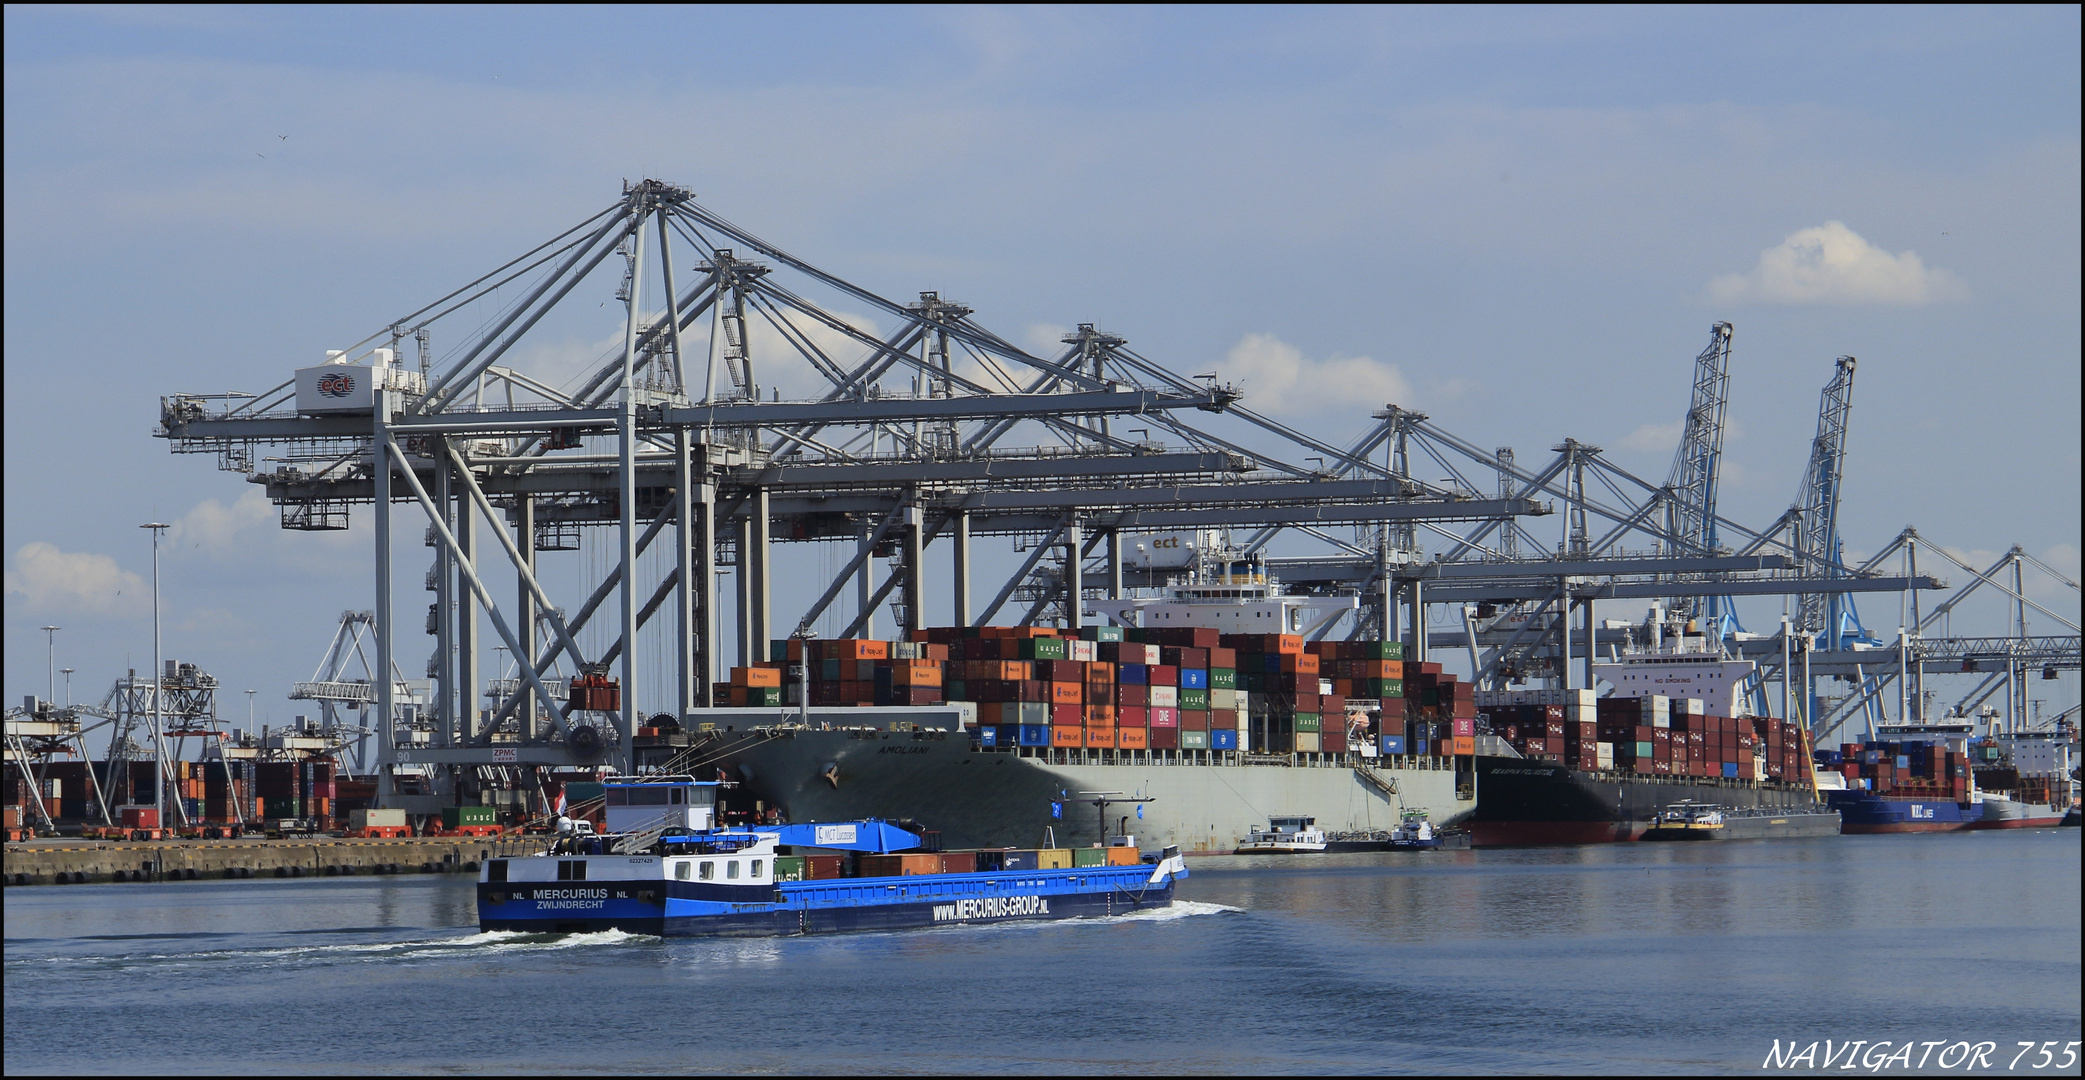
(41, 625, 61, 707)
(61, 668, 74, 707)
(142, 522, 170, 822)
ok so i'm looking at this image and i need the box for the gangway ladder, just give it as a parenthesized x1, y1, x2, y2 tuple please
(613, 810, 677, 855)
(1353, 761, 1400, 801)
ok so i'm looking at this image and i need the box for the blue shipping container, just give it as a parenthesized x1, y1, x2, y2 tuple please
(1895, 755, 1910, 769)
(1180, 668, 1208, 689)
(1211, 729, 1238, 750)
(1118, 663, 1148, 685)
(1380, 734, 1406, 755)
(1017, 725, 1050, 747)
(1721, 762, 1738, 778)
(976, 726, 998, 747)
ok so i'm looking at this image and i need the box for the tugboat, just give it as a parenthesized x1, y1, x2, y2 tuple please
(1641, 801, 1726, 841)
(1234, 816, 1328, 853)
(480, 776, 1187, 937)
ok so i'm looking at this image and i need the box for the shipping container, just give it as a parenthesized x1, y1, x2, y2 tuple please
(443, 805, 499, 828)
(859, 853, 942, 877)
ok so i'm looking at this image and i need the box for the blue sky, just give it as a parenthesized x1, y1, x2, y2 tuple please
(5, 6, 2078, 725)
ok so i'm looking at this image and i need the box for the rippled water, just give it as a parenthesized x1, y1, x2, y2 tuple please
(6, 831, 2078, 1074)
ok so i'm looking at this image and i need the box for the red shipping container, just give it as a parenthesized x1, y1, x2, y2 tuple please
(1160, 646, 1210, 669)
(1147, 665, 1179, 686)
(1148, 726, 1180, 750)
(1208, 647, 1237, 669)
(1099, 642, 1161, 665)
(1321, 729, 1348, 754)
(1209, 709, 1238, 730)
(1118, 705, 1149, 727)
(1178, 709, 1209, 731)
(1050, 703, 1083, 725)
(1117, 683, 1149, 707)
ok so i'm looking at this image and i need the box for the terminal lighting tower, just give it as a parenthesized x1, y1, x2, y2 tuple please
(41, 625, 60, 706)
(142, 522, 171, 823)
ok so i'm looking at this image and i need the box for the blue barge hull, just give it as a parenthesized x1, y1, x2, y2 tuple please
(1826, 789, 1983, 833)
(479, 864, 1181, 937)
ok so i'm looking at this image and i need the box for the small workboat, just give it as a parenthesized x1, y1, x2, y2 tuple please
(1386, 809, 1440, 850)
(1234, 816, 1327, 853)
(1641, 801, 1726, 841)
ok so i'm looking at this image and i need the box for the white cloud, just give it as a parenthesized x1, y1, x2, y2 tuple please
(1024, 323, 1071, 358)
(1708, 221, 1967, 306)
(1616, 421, 1683, 456)
(172, 489, 276, 556)
(741, 306, 883, 400)
(1218, 333, 1414, 417)
(3, 543, 148, 615)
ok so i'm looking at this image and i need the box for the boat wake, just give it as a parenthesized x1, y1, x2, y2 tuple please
(1111, 899, 1242, 922)
(9, 928, 653, 970)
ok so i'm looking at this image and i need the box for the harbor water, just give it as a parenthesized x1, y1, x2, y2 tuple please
(6, 831, 2078, 1074)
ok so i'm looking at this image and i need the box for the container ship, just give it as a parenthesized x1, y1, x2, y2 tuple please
(478, 776, 1185, 937)
(1812, 722, 2073, 833)
(687, 571, 1833, 851)
(1464, 692, 1836, 845)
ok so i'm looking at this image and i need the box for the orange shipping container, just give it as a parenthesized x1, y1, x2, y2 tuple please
(1358, 660, 1403, 679)
(834, 639, 890, 661)
(732, 666, 783, 688)
(1084, 727, 1118, 749)
(1106, 845, 1143, 866)
(890, 661, 942, 687)
(1453, 735, 1476, 756)
(1085, 704, 1116, 724)
(1050, 682, 1085, 704)
(1279, 653, 1321, 675)
(1050, 725, 1084, 748)
(1116, 727, 1148, 750)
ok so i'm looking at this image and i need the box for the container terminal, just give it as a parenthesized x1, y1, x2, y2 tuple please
(6, 182, 2078, 882)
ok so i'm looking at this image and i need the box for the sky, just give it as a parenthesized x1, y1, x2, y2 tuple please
(5, 5, 2079, 731)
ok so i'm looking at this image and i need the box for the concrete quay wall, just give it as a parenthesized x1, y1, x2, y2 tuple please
(3, 836, 539, 885)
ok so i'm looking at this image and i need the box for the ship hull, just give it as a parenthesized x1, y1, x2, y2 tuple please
(1965, 796, 2065, 830)
(1470, 757, 1838, 846)
(1825, 790, 1982, 834)
(706, 729, 1469, 855)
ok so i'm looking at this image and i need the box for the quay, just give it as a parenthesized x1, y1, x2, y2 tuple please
(2, 835, 537, 886)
